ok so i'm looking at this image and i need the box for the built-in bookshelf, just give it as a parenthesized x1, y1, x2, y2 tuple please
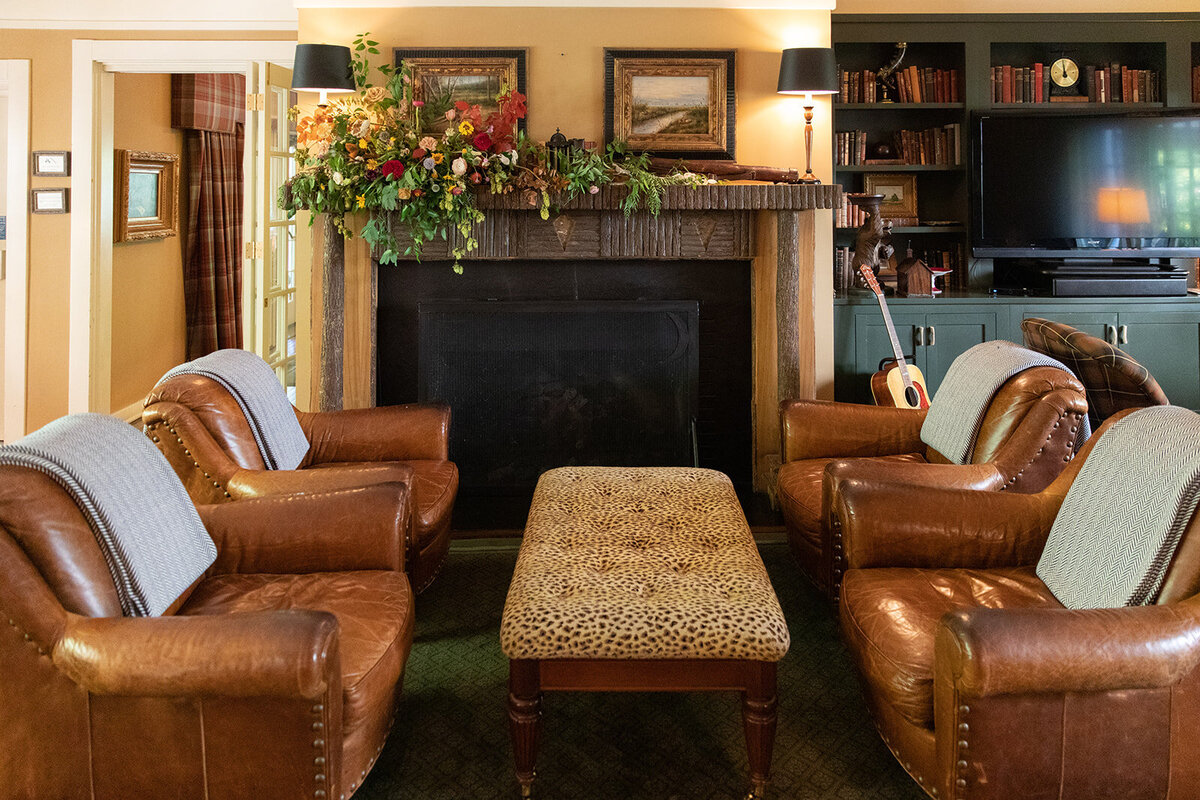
(832, 15, 1200, 297)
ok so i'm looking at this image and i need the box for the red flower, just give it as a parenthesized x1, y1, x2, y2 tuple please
(454, 100, 470, 112)
(451, 187, 463, 195)
(472, 132, 493, 152)
(381, 159, 405, 179)
(412, 147, 427, 159)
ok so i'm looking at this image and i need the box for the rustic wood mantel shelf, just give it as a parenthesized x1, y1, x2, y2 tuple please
(311, 182, 842, 491)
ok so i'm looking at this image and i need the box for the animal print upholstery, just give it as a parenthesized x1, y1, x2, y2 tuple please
(500, 467, 790, 662)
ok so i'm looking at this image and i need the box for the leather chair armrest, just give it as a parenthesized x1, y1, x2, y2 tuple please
(833, 479, 1062, 570)
(199, 484, 409, 574)
(936, 596, 1200, 696)
(225, 461, 414, 500)
(299, 403, 451, 464)
(780, 399, 926, 463)
(54, 610, 339, 699)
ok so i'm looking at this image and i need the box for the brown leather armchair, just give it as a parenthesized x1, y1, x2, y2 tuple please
(144, 374, 459, 592)
(0, 464, 415, 800)
(778, 366, 1088, 597)
(1022, 316, 1169, 428)
(832, 411, 1200, 800)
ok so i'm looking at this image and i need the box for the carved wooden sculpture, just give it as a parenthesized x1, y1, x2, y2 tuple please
(846, 193, 893, 287)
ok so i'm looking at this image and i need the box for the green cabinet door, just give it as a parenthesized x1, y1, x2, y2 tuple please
(1116, 311, 1200, 411)
(851, 310, 925, 405)
(921, 311, 998, 394)
(1016, 309, 1115, 346)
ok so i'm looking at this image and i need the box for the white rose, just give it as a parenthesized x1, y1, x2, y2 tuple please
(332, 171, 344, 185)
(451, 157, 468, 176)
(309, 140, 330, 158)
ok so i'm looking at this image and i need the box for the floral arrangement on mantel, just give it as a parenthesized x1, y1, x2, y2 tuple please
(279, 34, 707, 272)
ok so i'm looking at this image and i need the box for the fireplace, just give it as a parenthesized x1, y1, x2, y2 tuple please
(378, 260, 752, 528)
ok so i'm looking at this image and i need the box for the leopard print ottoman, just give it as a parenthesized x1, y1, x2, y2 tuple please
(500, 466, 790, 661)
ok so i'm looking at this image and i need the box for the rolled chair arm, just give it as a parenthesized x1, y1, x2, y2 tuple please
(833, 478, 1063, 570)
(937, 596, 1200, 697)
(199, 484, 410, 574)
(54, 610, 339, 699)
(225, 461, 413, 500)
(299, 403, 451, 464)
(780, 399, 926, 463)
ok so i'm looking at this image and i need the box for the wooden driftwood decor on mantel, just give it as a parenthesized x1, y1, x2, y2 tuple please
(311, 182, 841, 491)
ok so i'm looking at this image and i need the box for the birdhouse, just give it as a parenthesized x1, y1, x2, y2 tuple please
(895, 244, 951, 297)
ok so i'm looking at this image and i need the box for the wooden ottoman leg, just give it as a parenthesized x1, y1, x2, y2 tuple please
(508, 659, 542, 798)
(742, 662, 779, 799)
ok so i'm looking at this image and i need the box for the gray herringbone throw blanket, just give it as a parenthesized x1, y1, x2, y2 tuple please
(1037, 406, 1200, 609)
(0, 413, 216, 616)
(921, 340, 1091, 465)
(161, 349, 309, 470)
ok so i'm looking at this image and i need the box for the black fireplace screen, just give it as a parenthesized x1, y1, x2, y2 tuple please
(418, 301, 699, 493)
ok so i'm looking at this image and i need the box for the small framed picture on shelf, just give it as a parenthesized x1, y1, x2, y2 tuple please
(393, 48, 527, 136)
(32, 150, 70, 177)
(604, 48, 736, 160)
(864, 173, 918, 226)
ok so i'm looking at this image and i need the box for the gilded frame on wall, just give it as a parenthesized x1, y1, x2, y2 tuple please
(863, 172, 919, 227)
(115, 149, 180, 242)
(604, 49, 736, 160)
(393, 48, 527, 136)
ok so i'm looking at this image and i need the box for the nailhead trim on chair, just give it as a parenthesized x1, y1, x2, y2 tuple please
(145, 422, 232, 501)
(830, 515, 845, 602)
(6, 614, 49, 658)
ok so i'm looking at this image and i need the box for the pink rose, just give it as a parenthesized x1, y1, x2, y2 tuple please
(412, 100, 424, 107)
(444, 109, 456, 121)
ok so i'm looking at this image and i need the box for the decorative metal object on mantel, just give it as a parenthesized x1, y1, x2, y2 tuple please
(646, 158, 803, 184)
(876, 42, 908, 104)
(847, 193, 893, 289)
(776, 47, 840, 184)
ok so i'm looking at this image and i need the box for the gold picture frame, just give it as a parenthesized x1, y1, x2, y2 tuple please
(605, 49, 736, 160)
(394, 48, 527, 136)
(115, 149, 179, 242)
(863, 173, 919, 226)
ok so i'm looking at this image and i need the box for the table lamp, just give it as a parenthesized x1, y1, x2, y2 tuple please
(292, 43, 356, 105)
(777, 47, 839, 184)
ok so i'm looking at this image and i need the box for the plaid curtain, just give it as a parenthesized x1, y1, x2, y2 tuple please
(173, 74, 246, 358)
(183, 128, 244, 357)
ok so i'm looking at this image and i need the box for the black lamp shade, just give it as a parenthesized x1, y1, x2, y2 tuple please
(777, 47, 839, 95)
(292, 44, 356, 93)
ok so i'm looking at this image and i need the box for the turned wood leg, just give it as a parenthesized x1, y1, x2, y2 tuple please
(742, 662, 779, 799)
(508, 659, 542, 798)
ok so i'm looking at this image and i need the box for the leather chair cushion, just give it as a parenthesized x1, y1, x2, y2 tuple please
(310, 459, 458, 548)
(778, 453, 926, 548)
(839, 565, 1061, 729)
(180, 569, 415, 781)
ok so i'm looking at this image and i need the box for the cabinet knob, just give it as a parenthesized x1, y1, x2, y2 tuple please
(1118, 324, 1129, 345)
(927, 325, 936, 346)
(914, 326, 925, 347)
(1105, 324, 1117, 345)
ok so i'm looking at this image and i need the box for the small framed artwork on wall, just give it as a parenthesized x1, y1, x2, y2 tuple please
(393, 48, 527, 136)
(32, 151, 71, 177)
(115, 150, 179, 242)
(604, 49, 736, 160)
(31, 188, 69, 214)
(863, 173, 919, 227)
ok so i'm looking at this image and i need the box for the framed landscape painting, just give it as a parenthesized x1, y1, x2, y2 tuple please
(115, 150, 179, 242)
(605, 49, 735, 160)
(394, 48, 527, 136)
(863, 173, 919, 227)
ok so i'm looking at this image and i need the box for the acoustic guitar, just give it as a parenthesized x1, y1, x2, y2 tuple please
(858, 265, 931, 410)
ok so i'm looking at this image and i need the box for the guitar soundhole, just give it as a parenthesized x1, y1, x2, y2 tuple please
(904, 386, 919, 407)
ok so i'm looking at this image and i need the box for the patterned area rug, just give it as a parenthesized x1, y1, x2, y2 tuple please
(356, 541, 925, 800)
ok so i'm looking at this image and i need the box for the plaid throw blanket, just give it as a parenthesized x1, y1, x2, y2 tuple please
(1037, 406, 1200, 609)
(161, 349, 309, 470)
(921, 340, 1091, 465)
(0, 414, 216, 616)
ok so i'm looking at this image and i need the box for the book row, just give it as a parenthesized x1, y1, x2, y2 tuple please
(1193, 65, 1200, 103)
(834, 245, 966, 295)
(836, 66, 961, 104)
(989, 63, 1161, 104)
(836, 124, 963, 167)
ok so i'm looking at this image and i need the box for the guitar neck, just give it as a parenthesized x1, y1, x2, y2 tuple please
(871, 291, 915, 383)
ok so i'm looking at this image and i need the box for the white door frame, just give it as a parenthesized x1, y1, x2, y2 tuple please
(2, 60, 31, 442)
(68, 39, 295, 414)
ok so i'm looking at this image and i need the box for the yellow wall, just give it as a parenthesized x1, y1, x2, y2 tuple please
(836, 0, 1200, 11)
(298, 7, 834, 173)
(0, 28, 292, 432)
(110, 72, 186, 412)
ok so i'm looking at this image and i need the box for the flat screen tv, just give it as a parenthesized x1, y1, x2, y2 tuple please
(973, 111, 1200, 258)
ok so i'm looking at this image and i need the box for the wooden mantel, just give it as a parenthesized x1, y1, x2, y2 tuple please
(311, 182, 841, 492)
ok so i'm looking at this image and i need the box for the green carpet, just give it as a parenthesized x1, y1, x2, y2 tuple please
(356, 541, 926, 800)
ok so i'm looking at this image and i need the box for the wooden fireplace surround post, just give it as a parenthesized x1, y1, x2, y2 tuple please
(310, 183, 841, 492)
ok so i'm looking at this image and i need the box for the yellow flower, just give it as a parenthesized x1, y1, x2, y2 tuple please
(398, 187, 411, 200)
(458, 120, 474, 136)
(431, 152, 444, 164)
(366, 158, 378, 170)
(356, 194, 366, 209)
(359, 138, 369, 149)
